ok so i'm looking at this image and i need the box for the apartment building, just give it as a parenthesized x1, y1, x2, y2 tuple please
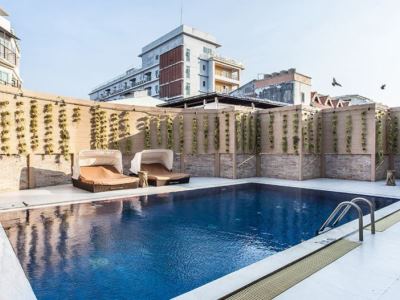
(0, 7, 21, 87)
(89, 25, 244, 102)
(230, 68, 311, 105)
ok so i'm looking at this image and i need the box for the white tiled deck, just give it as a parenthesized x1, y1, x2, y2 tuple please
(1, 177, 400, 300)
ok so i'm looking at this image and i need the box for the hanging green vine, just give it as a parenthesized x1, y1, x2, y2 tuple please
(156, 115, 162, 146)
(332, 113, 338, 153)
(167, 114, 173, 150)
(119, 111, 131, 153)
(302, 112, 309, 153)
(90, 105, 107, 149)
(375, 110, 385, 166)
(0, 101, 10, 154)
(29, 100, 39, 151)
(388, 113, 399, 154)
(225, 112, 230, 153)
(43, 103, 54, 154)
(255, 115, 261, 154)
(109, 113, 119, 149)
(361, 110, 368, 152)
(249, 114, 255, 153)
(282, 114, 288, 153)
(235, 113, 242, 152)
(58, 102, 70, 159)
(316, 114, 322, 154)
(214, 115, 220, 151)
(268, 113, 274, 149)
(345, 115, 352, 154)
(179, 114, 184, 153)
(308, 112, 315, 153)
(242, 113, 248, 152)
(292, 112, 300, 155)
(203, 115, 209, 153)
(144, 115, 151, 149)
(72, 107, 81, 123)
(192, 116, 198, 154)
(15, 101, 27, 155)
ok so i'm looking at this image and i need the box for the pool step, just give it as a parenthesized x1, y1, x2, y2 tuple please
(224, 239, 360, 300)
(366, 209, 400, 232)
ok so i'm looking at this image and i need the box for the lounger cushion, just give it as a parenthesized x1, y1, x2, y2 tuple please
(79, 165, 139, 186)
(141, 163, 190, 181)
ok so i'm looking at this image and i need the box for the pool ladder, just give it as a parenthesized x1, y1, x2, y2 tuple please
(317, 197, 375, 242)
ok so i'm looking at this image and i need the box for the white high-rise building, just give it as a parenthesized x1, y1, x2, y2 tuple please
(0, 7, 21, 87)
(89, 25, 244, 102)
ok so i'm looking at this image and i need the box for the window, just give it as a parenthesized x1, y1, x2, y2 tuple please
(202, 80, 206, 87)
(155, 70, 159, 78)
(203, 47, 212, 54)
(185, 48, 190, 62)
(202, 64, 206, 71)
(185, 66, 190, 78)
(155, 54, 159, 60)
(155, 85, 159, 94)
(301, 92, 305, 103)
(146, 87, 152, 96)
(185, 83, 191, 96)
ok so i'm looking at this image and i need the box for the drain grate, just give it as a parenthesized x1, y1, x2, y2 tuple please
(224, 239, 359, 300)
(367, 210, 400, 232)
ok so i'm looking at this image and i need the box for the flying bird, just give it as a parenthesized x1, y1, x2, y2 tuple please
(381, 84, 386, 90)
(332, 78, 342, 87)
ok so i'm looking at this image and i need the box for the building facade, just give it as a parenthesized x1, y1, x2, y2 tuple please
(230, 68, 311, 105)
(0, 7, 21, 88)
(89, 25, 244, 102)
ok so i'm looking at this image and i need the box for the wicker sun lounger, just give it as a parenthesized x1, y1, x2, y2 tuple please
(141, 163, 190, 186)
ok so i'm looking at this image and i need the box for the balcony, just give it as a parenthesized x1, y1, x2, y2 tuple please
(0, 44, 17, 66)
(98, 77, 154, 99)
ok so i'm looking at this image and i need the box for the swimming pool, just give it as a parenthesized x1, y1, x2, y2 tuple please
(1, 183, 398, 300)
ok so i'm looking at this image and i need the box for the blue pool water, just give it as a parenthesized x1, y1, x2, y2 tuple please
(2, 183, 398, 299)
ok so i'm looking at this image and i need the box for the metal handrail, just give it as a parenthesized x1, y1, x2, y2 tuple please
(318, 201, 364, 241)
(332, 197, 375, 234)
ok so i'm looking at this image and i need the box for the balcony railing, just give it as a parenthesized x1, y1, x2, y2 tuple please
(98, 77, 153, 99)
(215, 71, 239, 81)
(0, 44, 17, 65)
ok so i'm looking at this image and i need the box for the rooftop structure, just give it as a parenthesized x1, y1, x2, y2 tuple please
(0, 7, 21, 87)
(89, 25, 244, 103)
(230, 68, 311, 105)
(108, 90, 165, 107)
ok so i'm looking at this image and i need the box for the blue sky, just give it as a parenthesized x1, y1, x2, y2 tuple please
(3, 0, 400, 106)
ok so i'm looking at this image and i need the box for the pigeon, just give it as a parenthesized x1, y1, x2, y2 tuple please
(381, 84, 386, 90)
(332, 78, 342, 87)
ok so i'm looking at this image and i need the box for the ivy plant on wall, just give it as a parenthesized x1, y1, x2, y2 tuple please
(345, 115, 352, 154)
(0, 101, 10, 154)
(109, 113, 119, 149)
(302, 112, 309, 153)
(235, 113, 242, 152)
(30, 100, 39, 151)
(144, 115, 151, 149)
(203, 114, 209, 153)
(214, 115, 219, 151)
(119, 111, 131, 153)
(192, 116, 198, 154)
(282, 114, 288, 153)
(316, 114, 322, 154)
(58, 102, 70, 159)
(72, 107, 81, 123)
(179, 114, 184, 153)
(388, 113, 399, 154)
(249, 114, 255, 153)
(375, 110, 385, 166)
(15, 101, 27, 155)
(255, 115, 261, 154)
(225, 112, 230, 153)
(292, 112, 300, 155)
(90, 105, 107, 150)
(43, 103, 54, 154)
(242, 113, 248, 152)
(268, 112, 274, 149)
(332, 113, 338, 153)
(307, 112, 315, 153)
(167, 114, 173, 150)
(156, 115, 162, 146)
(361, 110, 368, 152)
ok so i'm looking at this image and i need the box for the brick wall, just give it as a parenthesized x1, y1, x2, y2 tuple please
(30, 155, 72, 187)
(184, 154, 215, 177)
(0, 156, 28, 191)
(260, 154, 300, 180)
(220, 154, 234, 179)
(236, 154, 257, 179)
(302, 154, 321, 179)
(323, 154, 372, 181)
